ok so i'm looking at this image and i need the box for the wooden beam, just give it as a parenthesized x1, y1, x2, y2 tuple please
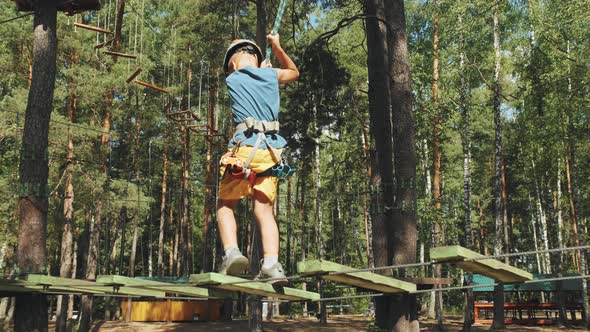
(134, 80, 169, 93)
(190, 273, 319, 301)
(103, 51, 137, 59)
(95, 38, 114, 49)
(297, 260, 416, 293)
(97, 275, 216, 298)
(169, 111, 200, 122)
(126, 68, 143, 83)
(74, 22, 112, 34)
(429, 245, 533, 282)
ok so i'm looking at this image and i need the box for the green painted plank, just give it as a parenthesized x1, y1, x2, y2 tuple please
(189, 273, 319, 301)
(0, 279, 43, 293)
(429, 245, 533, 282)
(96, 275, 214, 298)
(95, 275, 167, 298)
(24, 275, 106, 294)
(22, 275, 164, 297)
(297, 260, 416, 293)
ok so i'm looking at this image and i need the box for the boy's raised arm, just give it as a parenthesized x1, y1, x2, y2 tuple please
(267, 33, 299, 83)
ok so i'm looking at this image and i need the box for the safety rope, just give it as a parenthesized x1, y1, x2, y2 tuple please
(264, 0, 289, 63)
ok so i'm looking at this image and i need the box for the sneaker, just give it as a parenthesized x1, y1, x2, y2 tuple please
(255, 262, 288, 286)
(218, 249, 249, 276)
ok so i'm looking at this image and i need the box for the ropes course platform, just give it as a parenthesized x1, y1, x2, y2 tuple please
(430, 245, 533, 283)
(190, 273, 320, 301)
(297, 260, 416, 293)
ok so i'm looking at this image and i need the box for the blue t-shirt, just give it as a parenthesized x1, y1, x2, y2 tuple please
(226, 66, 287, 149)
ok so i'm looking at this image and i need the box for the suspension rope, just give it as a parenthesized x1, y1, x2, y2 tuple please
(264, 0, 288, 64)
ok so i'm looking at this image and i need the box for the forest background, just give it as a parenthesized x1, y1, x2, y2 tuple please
(0, 0, 588, 327)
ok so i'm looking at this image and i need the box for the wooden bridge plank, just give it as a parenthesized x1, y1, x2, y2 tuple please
(97, 275, 213, 298)
(429, 245, 533, 282)
(297, 260, 416, 293)
(24, 275, 106, 294)
(190, 273, 319, 301)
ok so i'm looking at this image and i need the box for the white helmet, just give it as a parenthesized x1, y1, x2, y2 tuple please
(223, 39, 263, 74)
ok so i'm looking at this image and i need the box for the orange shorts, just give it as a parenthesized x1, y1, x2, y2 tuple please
(218, 146, 282, 202)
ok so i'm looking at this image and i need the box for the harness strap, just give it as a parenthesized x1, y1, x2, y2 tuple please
(232, 117, 282, 169)
(235, 117, 279, 133)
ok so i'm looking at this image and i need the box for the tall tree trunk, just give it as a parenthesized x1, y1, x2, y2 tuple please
(555, 159, 564, 265)
(129, 96, 142, 278)
(113, 0, 126, 52)
(298, 171, 308, 316)
(365, 0, 394, 327)
(56, 61, 78, 332)
(459, 13, 474, 332)
(385, 0, 419, 330)
(177, 126, 187, 275)
(491, 1, 505, 329)
(359, 116, 374, 268)
(184, 128, 192, 274)
(67, 229, 79, 322)
(501, 158, 510, 264)
(532, 159, 551, 273)
(286, 177, 292, 272)
(430, 0, 444, 328)
(15, 3, 57, 331)
(158, 119, 169, 276)
(79, 213, 100, 331)
(201, 69, 219, 273)
(312, 106, 327, 324)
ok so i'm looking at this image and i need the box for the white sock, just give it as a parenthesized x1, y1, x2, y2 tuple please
(262, 256, 278, 269)
(224, 246, 240, 257)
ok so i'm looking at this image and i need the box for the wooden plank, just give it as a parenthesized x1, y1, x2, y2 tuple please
(429, 245, 533, 282)
(103, 51, 137, 59)
(74, 22, 112, 34)
(95, 38, 114, 49)
(126, 68, 143, 83)
(190, 273, 319, 301)
(0, 279, 43, 293)
(97, 275, 213, 298)
(297, 260, 416, 293)
(24, 275, 164, 297)
(23, 275, 106, 295)
(134, 80, 169, 93)
(94, 275, 166, 298)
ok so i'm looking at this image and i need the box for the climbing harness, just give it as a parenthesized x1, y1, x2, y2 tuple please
(220, 117, 295, 184)
(264, 0, 289, 64)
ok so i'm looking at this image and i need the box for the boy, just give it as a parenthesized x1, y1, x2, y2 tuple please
(218, 33, 298, 285)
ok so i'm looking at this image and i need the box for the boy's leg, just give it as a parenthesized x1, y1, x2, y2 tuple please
(253, 190, 287, 284)
(217, 199, 249, 275)
(217, 199, 240, 249)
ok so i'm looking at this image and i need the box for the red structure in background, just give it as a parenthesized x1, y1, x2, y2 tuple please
(474, 302, 583, 325)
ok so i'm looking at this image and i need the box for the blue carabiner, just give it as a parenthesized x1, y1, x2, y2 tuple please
(272, 163, 284, 177)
